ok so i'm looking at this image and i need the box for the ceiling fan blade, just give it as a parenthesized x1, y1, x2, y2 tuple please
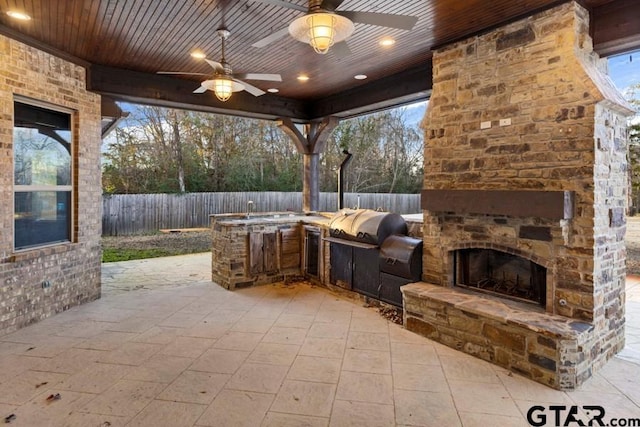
(193, 85, 208, 93)
(331, 41, 352, 59)
(250, 0, 307, 12)
(320, 0, 346, 11)
(234, 78, 266, 97)
(338, 11, 418, 31)
(205, 59, 223, 71)
(236, 73, 282, 82)
(157, 71, 208, 76)
(251, 27, 289, 48)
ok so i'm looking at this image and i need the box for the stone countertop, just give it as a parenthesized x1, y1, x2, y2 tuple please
(210, 211, 421, 227)
(402, 213, 423, 222)
(210, 212, 331, 227)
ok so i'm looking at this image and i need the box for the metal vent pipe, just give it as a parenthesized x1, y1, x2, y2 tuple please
(338, 150, 352, 210)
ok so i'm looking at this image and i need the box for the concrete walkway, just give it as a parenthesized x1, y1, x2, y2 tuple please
(100, 253, 211, 297)
(0, 253, 637, 426)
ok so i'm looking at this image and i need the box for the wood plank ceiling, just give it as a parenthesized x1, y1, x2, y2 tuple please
(0, 0, 637, 121)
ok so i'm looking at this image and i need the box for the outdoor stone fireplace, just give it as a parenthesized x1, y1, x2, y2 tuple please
(402, 2, 634, 389)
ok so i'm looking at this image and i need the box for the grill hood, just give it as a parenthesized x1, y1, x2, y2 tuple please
(328, 209, 407, 246)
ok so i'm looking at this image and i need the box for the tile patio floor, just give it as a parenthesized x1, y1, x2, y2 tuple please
(0, 253, 638, 426)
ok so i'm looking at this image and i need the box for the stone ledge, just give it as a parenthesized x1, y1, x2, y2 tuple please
(402, 282, 593, 337)
(5, 243, 76, 264)
(402, 282, 595, 389)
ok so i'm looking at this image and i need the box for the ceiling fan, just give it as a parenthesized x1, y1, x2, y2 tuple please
(158, 28, 282, 102)
(251, 0, 419, 56)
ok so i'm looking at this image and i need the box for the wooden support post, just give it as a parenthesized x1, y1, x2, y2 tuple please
(304, 153, 319, 211)
(277, 116, 339, 212)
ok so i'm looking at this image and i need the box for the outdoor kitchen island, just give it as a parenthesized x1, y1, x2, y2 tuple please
(210, 212, 329, 291)
(210, 210, 424, 308)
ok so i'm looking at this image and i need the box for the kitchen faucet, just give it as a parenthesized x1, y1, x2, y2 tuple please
(247, 200, 254, 218)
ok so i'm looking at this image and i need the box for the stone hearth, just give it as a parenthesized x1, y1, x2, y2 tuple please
(403, 1, 634, 389)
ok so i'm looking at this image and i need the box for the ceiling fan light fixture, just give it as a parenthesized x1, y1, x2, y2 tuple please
(289, 12, 354, 55)
(201, 78, 245, 100)
(213, 76, 234, 102)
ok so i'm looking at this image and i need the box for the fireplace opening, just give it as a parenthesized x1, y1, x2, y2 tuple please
(453, 249, 546, 307)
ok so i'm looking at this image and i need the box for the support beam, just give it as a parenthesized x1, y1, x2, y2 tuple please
(101, 96, 129, 138)
(90, 63, 432, 123)
(592, 0, 640, 56)
(278, 117, 340, 212)
(308, 62, 432, 120)
(89, 64, 310, 121)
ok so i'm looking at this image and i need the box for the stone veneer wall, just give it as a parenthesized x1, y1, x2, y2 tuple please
(211, 215, 303, 289)
(411, 1, 634, 388)
(0, 35, 102, 335)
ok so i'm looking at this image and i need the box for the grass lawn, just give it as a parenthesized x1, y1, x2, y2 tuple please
(101, 230, 211, 263)
(102, 248, 178, 262)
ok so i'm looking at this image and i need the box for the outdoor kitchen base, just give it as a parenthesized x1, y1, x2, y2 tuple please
(402, 282, 596, 390)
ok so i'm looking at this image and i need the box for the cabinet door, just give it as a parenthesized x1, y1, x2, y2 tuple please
(353, 247, 380, 299)
(249, 232, 264, 275)
(305, 231, 320, 276)
(330, 243, 352, 288)
(280, 228, 301, 270)
(263, 232, 277, 273)
(379, 272, 408, 307)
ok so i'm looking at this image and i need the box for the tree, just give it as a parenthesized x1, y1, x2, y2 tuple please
(627, 83, 640, 213)
(320, 106, 424, 194)
(102, 106, 302, 194)
(102, 103, 425, 195)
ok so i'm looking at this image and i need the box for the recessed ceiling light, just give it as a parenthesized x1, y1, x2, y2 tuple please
(379, 37, 396, 47)
(190, 51, 206, 59)
(354, 74, 367, 80)
(6, 10, 31, 21)
(297, 74, 310, 82)
(267, 88, 279, 93)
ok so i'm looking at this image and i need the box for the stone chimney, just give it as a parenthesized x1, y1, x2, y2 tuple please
(403, 1, 635, 389)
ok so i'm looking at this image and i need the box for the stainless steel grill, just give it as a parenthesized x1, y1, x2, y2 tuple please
(327, 209, 422, 307)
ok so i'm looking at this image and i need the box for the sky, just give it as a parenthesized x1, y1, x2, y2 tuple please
(608, 49, 640, 94)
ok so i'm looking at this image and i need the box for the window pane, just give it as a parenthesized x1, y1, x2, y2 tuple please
(14, 103, 71, 186)
(13, 101, 73, 251)
(14, 191, 71, 250)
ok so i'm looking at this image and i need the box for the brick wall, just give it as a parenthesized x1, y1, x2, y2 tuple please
(0, 35, 102, 335)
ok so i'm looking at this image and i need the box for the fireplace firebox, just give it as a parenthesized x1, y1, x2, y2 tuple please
(454, 249, 546, 307)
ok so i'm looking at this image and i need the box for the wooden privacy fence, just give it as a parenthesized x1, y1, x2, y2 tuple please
(102, 192, 421, 235)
